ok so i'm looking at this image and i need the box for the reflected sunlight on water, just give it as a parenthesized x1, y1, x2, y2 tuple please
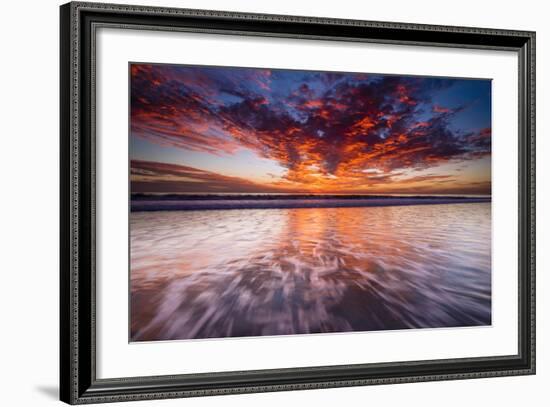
(130, 203, 491, 341)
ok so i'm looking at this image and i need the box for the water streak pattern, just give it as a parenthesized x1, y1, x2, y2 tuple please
(130, 203, 491, 341)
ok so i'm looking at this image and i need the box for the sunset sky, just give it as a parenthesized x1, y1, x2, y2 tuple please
(130, 63, 491, 195)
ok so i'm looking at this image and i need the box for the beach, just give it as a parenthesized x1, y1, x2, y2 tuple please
(130, 201, 491, 341)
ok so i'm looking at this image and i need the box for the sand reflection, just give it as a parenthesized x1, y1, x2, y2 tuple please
(130, 203, 491, 341)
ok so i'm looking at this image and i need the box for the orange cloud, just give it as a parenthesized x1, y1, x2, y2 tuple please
(131, 64, 491, 195)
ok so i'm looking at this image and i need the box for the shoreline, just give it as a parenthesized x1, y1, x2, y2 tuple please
(131, 197, 491, 212)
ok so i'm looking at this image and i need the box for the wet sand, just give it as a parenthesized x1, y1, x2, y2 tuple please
(130, 203, 491, 341)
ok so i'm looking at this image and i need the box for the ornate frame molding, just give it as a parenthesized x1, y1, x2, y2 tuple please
(60, 2, 535, 404)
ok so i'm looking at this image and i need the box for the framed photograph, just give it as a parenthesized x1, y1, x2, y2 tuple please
(60, 1, 535, 404)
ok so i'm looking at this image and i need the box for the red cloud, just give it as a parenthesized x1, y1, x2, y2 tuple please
(433, 104, 451, 113)
(131, 64, 491, 193)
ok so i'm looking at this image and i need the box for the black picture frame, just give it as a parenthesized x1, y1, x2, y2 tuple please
(60, 1, 536, 404)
